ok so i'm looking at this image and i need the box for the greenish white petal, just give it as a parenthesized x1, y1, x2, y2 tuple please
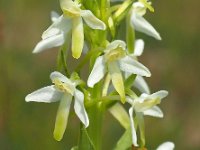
(50, 71, 71, 83)
(143, 106, 163, 118)
(54, 93, 72, 141)
(133, 75, 150, 94)
(74, 90, 89, 127)
(87, 56, 106, 87)
(156, 142, 175, 150)
(80, 10, 106, 30)
(131, 14, 161, 40)
(25, 85, 63, 103)
(133, 39, 144, 56)
(105, 40, 126, 52)
(119, 56, 151, 77)
(33, 34, 65, 53)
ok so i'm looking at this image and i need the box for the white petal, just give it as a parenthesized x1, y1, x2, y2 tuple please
(51, 11, 60, 22)
(133, 39, 144, 56)
(134, 75, 150, 94)
(25, 85, 62, 103)
(54, 93, 72, 141)
(119, 56, 151, 77)
(129, 107, 138, 146)
(131, 14, 161, 40)
(156, 142, 175, 150)
(33, 34, 65, 53)
(81, 10, 106, 30)
(143, 106, 163, 118)
(74, 90, 89, 127)
(105, 40, 126, 52)
(87, 56, 106, 87)
(150, 90, 168, 100)
(42, 15, 71, 39)
(50, 71, 71, 83)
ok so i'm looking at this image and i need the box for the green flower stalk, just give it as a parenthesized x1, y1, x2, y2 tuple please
(26, 0, 175, 149)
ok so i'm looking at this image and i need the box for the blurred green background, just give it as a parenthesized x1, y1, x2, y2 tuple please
(0, 0, 200, 149)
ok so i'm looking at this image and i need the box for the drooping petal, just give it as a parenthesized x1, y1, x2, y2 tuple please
(119, 56, 151, 77)
(33, 34, 65, 53)
(129, 107, 138, 146)
(133, 75, 150, 94)
(156, 142, 175, 150)
(72, 17, 84, 59)
(109, 103, 130, 129)
(133, 39, 144, 56)
(87, 56, 106, 87)
(131, 14, 161, 40)
(51, 11, 60, 22)
(54, 93, 72, 141)
(143, 106, 163, 118)
(108, 61, 125, 103)
(74, 90, 89, 127)
(80, 10, 106, 30)
(25, 85, 63, 103)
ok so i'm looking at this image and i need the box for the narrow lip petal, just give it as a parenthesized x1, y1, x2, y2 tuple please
(33, 34, 65, 53)
(129, 107, 138, 146)
(53, 93, 72, 141)
(87, 56, 106, 87)
(156, 141, 175, 150)
(74, 90, 89, 127)
(143, 106, 164, 118)
(80, 10, 106, 30)
(131, 14, 162, 40)
(71, 17, 84, 59)
(119, 56, 151, 77)
(133, 39, 145, 57)
(25, 85, 63, 103)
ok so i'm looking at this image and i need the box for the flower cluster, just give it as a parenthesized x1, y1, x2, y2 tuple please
(26, 0, 174, 149)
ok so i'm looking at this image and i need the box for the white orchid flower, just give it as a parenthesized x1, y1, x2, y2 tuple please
(25, 71, 89, 141)
(60, 0, 106, 58)
(87, 40, 151, 103)
(127, 90, 168, 146)
(131, 1, 162, 40)
(156, 141, 175, 150)
(33, 0, 106, 59)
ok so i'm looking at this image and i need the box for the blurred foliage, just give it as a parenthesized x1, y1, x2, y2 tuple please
(0, 0, 200, 149)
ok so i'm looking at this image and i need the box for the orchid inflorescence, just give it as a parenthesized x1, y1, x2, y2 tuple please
(26, 0, 174, 149)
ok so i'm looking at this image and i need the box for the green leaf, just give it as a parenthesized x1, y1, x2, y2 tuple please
(114, 127, 132, 150)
